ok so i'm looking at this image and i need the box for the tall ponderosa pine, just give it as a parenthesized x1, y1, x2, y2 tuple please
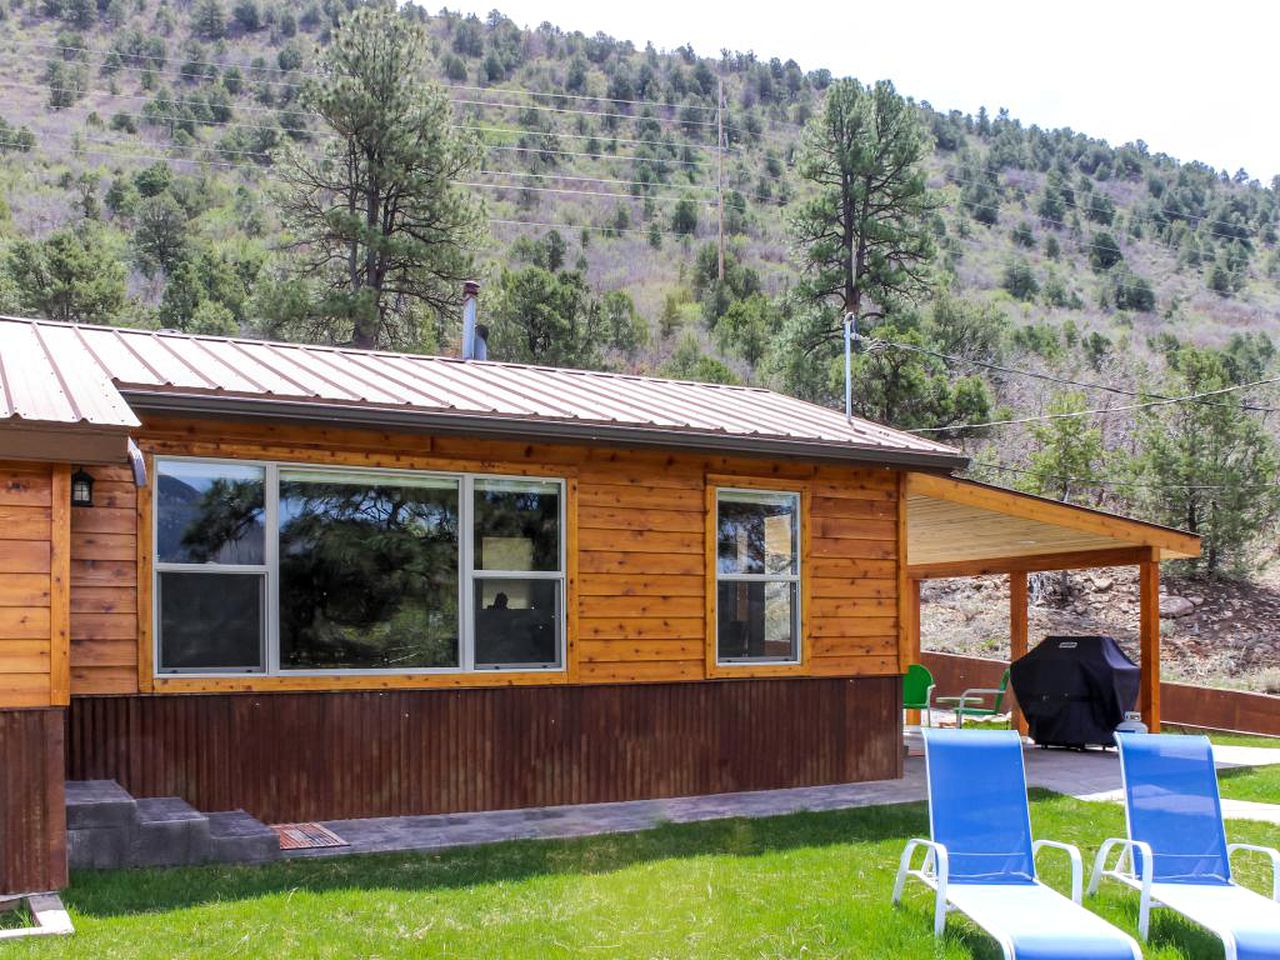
(275, 3, 483, 349)
(789, 78, 939, 341)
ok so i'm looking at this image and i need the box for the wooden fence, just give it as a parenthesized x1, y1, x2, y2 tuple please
(921, 651, 1280, 737)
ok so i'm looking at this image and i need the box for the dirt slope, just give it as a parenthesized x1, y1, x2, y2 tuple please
(921, 567, 1280, 693)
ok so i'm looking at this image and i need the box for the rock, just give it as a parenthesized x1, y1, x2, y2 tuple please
(1187, 595, 1205, 607)
(1159, 596, 1196, 619)
(1091, 576, 1114, 592)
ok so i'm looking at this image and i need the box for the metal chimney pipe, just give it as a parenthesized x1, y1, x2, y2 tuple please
(461, 280, 480, 359)
(473, 323, 489, 362)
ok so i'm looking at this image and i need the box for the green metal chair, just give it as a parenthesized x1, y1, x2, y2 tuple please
(935, 668, 1011, 729)
(903, 663, 936, 728)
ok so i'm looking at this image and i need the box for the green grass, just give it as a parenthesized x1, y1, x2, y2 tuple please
(1165, 726, 1280, 750)
(0, 903, 32, 931)
(1218, 763, 1280, 803)
(3, 794, 1277, 959)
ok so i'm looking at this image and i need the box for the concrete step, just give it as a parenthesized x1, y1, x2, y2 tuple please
(66, 781, 136, 869)
(65, 780, 135, 830)
(207, 810, 279, 864)
(130, 797, 211, 867)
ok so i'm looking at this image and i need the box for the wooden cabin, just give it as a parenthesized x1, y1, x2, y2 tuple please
(0, 317, 1199, 896)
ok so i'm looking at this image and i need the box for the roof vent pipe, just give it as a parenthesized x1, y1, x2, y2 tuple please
(461, 280, 481, 359)
(473, 323, 488, 361)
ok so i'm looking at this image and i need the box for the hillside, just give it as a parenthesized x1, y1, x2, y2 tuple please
(0, 2, 1279, 684)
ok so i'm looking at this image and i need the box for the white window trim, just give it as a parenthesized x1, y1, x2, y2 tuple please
(153, 456, 567, 678)
(714, 487, 802, 667)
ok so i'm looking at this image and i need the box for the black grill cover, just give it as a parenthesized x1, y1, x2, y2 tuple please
(1010, 635, 1140, 748)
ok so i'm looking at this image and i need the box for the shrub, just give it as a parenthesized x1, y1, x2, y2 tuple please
(1088, 231, 1123, 271)
(276, 42, 302, 72)
(1001, 258, 1039, 301)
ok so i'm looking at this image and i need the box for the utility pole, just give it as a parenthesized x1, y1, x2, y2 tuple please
(716, 76, 725, 282)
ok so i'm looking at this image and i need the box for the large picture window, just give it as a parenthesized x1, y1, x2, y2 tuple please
(715, 489, 801, 664)
(154, 459, 565, 676)
(278, 471, 460, 671)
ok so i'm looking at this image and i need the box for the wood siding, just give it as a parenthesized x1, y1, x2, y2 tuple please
(69, 464, 139, 697)
(0, 708, 66, 895)
(66, 418, 905, 694)
(0, 461, 69, 709)
(67, 677, 902, 823)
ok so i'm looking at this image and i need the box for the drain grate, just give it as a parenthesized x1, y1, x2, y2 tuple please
(271, 822, 348, 850)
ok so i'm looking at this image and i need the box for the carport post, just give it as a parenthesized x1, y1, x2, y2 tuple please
(1009, 571, 1028, 735)
(904, 578, 921, 725)
(1138, 550, 1161, 732)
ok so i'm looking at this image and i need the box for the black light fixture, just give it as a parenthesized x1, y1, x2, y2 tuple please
(70, 467, 94, 508)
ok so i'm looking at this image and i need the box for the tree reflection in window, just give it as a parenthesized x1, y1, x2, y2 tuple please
(157, 463, 265, 564)
(278, 473, 459, 669)
(474, 479, 560, 571)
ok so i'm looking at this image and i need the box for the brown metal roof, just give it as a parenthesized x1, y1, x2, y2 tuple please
(0, 317, 967, 468)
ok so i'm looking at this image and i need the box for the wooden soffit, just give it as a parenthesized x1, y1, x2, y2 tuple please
(906, 472, 1201, 579)
(0, 423, 132, 466)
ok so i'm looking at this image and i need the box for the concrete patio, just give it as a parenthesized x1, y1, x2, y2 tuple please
(283, 736, 1280, 860)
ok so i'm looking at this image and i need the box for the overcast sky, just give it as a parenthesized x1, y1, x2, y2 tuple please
(447, 0, 1279, 183)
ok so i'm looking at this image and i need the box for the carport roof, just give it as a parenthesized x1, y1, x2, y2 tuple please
(905, 472, 1200, 578)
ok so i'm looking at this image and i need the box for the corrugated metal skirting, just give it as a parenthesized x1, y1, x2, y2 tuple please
(67, 678, 901, 824)
(0, 709, 67, 896)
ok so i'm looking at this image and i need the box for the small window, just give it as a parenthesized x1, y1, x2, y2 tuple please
(715, 489, 801, 664)
(155, 461, 267, 673)
(472, 478, 563, 669)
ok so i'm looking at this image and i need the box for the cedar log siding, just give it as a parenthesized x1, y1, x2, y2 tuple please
(59, 419, 906, 825)
(69, 417, 906, 694)
(67, 678, 902, 822)
(0, 461, 68, 708)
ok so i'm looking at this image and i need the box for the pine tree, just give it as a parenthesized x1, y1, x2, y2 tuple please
(1019, 391, 1107, 504)
(1136, 347, 1280, 575)
(274, 3, 483, 349)
(789, 78, 938, 344)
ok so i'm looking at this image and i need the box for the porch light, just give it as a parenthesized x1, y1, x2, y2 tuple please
(70, 468, 94, 507)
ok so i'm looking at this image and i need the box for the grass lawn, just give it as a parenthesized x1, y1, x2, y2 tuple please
(1165, 726, 1280, 750)
(1219, 762, 1280, 803)
(3, 793, 1277, 959)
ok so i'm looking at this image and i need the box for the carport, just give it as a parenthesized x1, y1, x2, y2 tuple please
(902, 472, 1202, 731)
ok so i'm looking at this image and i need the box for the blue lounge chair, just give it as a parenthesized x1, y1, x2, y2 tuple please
(894, 728, 1141, 960)
(1089, 733, 1280, 959)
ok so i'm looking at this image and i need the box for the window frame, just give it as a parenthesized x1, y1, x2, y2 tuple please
(153, 457, 271, 674)
(152, 456, 567, 679)
(711, 485, 804, 668)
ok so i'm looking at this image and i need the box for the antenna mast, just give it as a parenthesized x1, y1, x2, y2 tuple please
(844, 312, 856, 421)
(717, 76, 725, 282)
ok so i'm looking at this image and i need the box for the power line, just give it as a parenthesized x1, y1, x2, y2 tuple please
(0, 73, 719, 153)
(485, 143, 713, 169)
(910, 373, 1280, 434)
(463, 179, 714, 206)
(451, 95, 717, 128)
(943, 170, 1278, 246)
(489, 217, 687, 238)
(6, 37, 729, 116)
(862, 335, 1279, 413)
(478, 167, 713, 195)
(972, 459, 1280, 494)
